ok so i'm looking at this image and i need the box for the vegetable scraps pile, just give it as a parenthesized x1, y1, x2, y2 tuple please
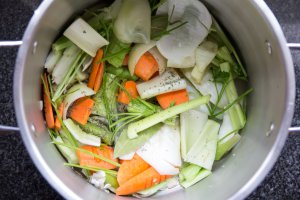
(42, 0, 253, 197)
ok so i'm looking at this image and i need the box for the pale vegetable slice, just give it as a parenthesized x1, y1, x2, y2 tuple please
(157, 0, 212, 67)
(148, 47, 167, 75)
(185, 119, 220, 170)
(191, 41, 218, 83)
(137, 124, 181, 175)
(167, 50, 196, 68)
(54, 135, 78, 164)
(128, 41, 156, 75)
(182, 68, 228, 108)
(82, 55, 93, 72)
(215, 133, 241, 160)
(136, 69, 186, 99)
(64, 18, 109, 57)
(45, 50, 62, 73)
(180, 110, 208, 159)
(181, 168, 212, 188)
(219, 112, 236, 140)
(52, 45, 80, 84)
(64, 118, 101, 146)
(63, 83, 95, 119)
(113, 0, 151, 44)
(119, 152, 135, 161)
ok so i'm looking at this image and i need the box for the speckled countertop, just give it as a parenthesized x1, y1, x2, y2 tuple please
(0, 0, 299, 199)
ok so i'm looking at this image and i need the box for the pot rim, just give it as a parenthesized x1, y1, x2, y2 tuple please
(14, 0, 295, 200)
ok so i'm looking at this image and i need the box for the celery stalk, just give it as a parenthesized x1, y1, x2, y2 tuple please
(127, 95, 211, 139)
(220, 62, 246, 130)
(180, 169, 211, 188)
(215, 133, 241, 160)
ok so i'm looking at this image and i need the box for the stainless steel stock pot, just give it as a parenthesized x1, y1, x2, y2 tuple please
(5, 0, 297, 199)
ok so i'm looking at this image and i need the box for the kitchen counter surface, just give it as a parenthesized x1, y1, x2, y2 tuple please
(0, 0, 299, 199)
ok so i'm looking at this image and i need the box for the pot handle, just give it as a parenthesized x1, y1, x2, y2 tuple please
(0, 41, 22, 132)
(0, 41, 299, 133)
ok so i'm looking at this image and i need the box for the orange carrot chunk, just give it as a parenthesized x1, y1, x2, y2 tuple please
(134, 52, 158, 81)
(43, 73, 55, 129)
(117, 81, 139, 105)
(54, 102, 64, 130)
(156, 89, 189, 109)
(116, 167, 171, 196)
(93, 62, 105, 92)
(117, 154, 150, 185)
(69, 97, 94, 125)
(88, 49, 104, 89)
(76, 145, 119, 170)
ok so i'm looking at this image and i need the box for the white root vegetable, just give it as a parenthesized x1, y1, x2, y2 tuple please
(157, 0, 212, 68)
(136, 69, 186, 99)
(64, 18, 109, 57)
(137, 124, 181, 175)
(148, 47, 167, 75)
(63, 83, 95, 119)
(113, 0, 151, 44)
(191, 41, 218, 83)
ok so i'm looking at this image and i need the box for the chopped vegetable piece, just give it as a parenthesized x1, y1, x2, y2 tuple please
(185, 120, 220, 170)
(106, 173, 119, 189)
(64, 18, 109, 57)
(137, 124, 181, 175)
(156, 89, 189, 109)
(76, 145, 119, 169)
(180, 110, 208, 159)
(117, 154, 150, 185)
(64, 119, 101, 146)
(215, 133, 241, 160)
(116, 167, 170, 195)
(80, 122, 114, 145)
(180, 168, 211, 188)
(128, 41, 156, 75)
(113, 0, 151, 44)
(122, 54, 129, 66)
(88, 49, 104, 89)
(117, 81, 139, 105)
(54, 102, 64, 130)
(93, 62, 105, 92)
(42, 73, 55, 129)
(63, 83, 95, 119)
(114, 123, 163, 158)
(69, 97, 95, 125)
(134, 52, 159, 81)
(179, 164, 201, 183)
(148, 47, 167, 75)
(136, 69, 186, 99)
(45, 50, 62, 73)
(53, 135, 79, 164)
(127, 95, 211, 139)
(106, 65, 138, 80)
(191, 41, 218, 83)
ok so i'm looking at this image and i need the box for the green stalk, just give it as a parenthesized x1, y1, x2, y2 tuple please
(52, 36, 73, 52)
(220, 62, 246, 130)
(127, 95, 211, 139)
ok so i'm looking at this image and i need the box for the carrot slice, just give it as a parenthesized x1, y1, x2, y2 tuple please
(69, 97, 94, 125)
(117, 154, 150, 185)
(156, 89, 189, 109)
(76, 145, 119, 170)
(43, 73, 55, 129)
(117, 81, 139, 105)
(116, 167, 171, 195)
(93, 62, 105, 92)
(134, 52, 158, 81)
(88, 49, 103, 89)
(54, 102, 64, 130)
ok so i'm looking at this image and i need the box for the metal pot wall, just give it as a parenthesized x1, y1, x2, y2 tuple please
(0, 0, 297, 199)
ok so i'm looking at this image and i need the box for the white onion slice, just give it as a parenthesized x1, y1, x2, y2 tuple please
(148, 47, 167, 75)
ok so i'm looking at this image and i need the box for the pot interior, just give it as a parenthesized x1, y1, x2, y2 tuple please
(14, 0, 294, 199)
